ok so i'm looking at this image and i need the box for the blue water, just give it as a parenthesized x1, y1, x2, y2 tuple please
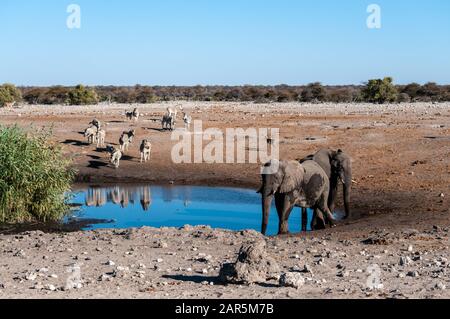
(68, 185, 316, 236)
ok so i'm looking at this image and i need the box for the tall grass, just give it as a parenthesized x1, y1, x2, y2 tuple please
(0, 126, 75, 223)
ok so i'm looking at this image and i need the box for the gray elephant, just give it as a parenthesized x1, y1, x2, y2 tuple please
(258, 160, 336, 236)
(300, 149, 352, 228)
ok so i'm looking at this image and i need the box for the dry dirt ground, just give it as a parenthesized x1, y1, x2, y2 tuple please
(0, 102, 449, 299)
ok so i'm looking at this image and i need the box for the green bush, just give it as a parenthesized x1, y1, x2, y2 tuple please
(0, 83, 22, 107)
(362, 77, 398, 104)
(0, 126, 75, 223)
(67, 84, 99, 105)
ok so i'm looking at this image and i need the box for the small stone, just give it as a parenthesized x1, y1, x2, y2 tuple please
(399, 256, 412, 266)
(45, 284, 57, 291)
(156, 258, 163, 263)
(26, 273, 37, 281)
(337, 271, 350, 278)
(302, 264, 312, 273)
(408, 245, 414, 252)
(435, 282, 446, 290)
(279, 273, 305, 289)
(106, 261, 115, 266)
(407, 271, 419, 278)
(32, 283, 44, 290)
(202, 269, 208, 274)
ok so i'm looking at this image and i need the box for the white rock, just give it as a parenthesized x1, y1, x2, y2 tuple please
(279, 273, 305, 289)
(435, 282, 446, 290)
(26, 273, 37, 281)
(45, 284, 57, 291)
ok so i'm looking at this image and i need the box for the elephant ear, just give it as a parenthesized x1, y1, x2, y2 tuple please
(279, 161, 303, 193)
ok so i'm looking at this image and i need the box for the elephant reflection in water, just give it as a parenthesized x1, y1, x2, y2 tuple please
(85, 188, 107, 207)
(139, 186, 152, 211)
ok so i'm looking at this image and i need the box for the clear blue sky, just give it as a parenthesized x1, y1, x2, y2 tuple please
(1, 0, 449, 86)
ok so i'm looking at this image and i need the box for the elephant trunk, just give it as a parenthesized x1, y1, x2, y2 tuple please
(261, 194, 273, 235)
(343, 173, 352, 218)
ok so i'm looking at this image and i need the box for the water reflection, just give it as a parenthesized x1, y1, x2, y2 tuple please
(70, 185, 312, 235)
(85, 185, 152, 211)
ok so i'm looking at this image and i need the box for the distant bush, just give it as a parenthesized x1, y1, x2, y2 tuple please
(300, 82, 327, 102)
(362, 77, 398, 104)
(67, 84, 98, 105)
(0, 126, 75, 223)
(16, 82, 450, 105)
(0, 83, 22, 107)
(417, 82, 443, 101)
(397, 93, 411, 103)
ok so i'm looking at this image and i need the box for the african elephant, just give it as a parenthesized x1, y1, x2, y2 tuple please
(258, 160, 336, 236)
(300, 149, 352, 226)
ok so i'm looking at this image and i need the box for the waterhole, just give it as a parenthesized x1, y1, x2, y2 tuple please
(68, 185, 344, 236)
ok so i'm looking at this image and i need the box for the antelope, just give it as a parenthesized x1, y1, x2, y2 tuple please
(119, 129, 136, 152)
(140, 139, 152, 163)
(162, 114, 175, 131)
(183, 112, 192, 130)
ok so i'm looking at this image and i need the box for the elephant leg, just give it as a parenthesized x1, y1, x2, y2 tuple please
(317, 196, 337, 228)
(343, 182, 351, 219)
(301, 207, 308, 232)
(276, 194, 293, 235)
(311, 208, 326, 230)
(328, 176, 339, 213)
(274, 193, 286, 235)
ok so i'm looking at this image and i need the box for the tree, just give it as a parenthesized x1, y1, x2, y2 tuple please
(418, 82, 442, 101)
(362, 77, 398, 104)
(67, 84, 99, 105)
(300, 82, 327, 102)
(0, 83, 22, 107)
(401, 83, 421, 100)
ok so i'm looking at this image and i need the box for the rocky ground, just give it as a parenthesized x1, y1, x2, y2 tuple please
(0, 102, 449, 299)
(0, 225, 449, 299)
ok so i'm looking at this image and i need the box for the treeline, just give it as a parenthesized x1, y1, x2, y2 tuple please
(1, 79, 450, 107)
